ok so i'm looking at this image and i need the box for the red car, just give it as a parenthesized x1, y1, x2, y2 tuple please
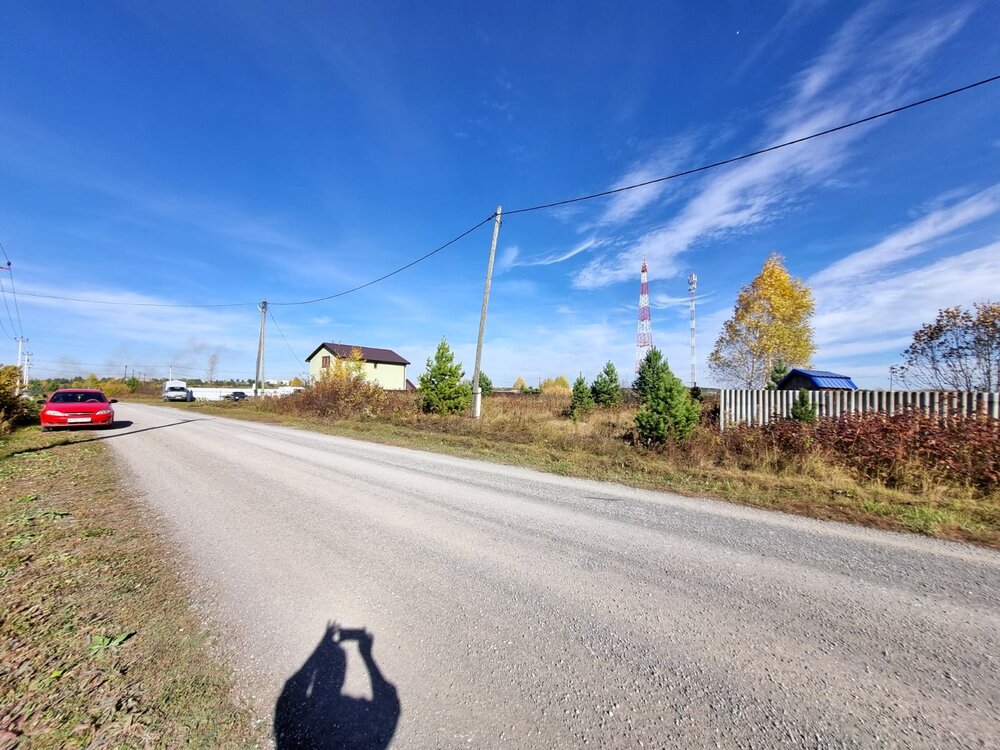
(39, 388, 117, 431)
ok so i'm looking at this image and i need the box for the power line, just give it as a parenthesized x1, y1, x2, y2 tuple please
(17, 290, 256, 308)
(270, 213, 497, 306)
(268, 307, 303, 367)
(15, 214, 497, 309)
(505, 73, 1000, 216)
(0, 241, 25, 339)
(6, 73, 998, 315)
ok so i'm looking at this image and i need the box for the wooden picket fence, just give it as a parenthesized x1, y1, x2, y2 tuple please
(718, 389, 1000, 430)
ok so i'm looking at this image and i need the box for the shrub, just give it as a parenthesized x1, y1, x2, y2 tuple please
(270, 373, 389, 419)
(0, 364, 37, 433)
(590, 361, 622, 407)
(813, 411, 1000, 493)
(635, 360, 700, 444)
(569, 376, 595, 420)
(419, 338, 471, 414)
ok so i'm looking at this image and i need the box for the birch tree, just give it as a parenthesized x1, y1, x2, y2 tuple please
(709, 252, 815, 388)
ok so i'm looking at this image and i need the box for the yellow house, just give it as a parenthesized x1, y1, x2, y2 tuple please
(305, 343, 411, 391)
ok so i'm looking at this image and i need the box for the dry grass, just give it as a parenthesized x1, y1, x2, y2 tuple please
(180, 390, 1000, 550)
(0, 426, 265, 748)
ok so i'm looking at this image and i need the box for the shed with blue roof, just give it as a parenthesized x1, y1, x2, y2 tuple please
(776, 368, 858, 391)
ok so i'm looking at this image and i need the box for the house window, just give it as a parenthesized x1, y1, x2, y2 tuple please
(321, 356, 331, 368)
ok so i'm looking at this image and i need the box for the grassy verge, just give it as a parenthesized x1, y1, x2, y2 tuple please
(174, 397, 1000, 550)
(0, 426, 265, 748)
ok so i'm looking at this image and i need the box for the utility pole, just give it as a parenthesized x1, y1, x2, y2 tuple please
(254, 300, 267, 397)
(123, 365, 128, 381)
(22, 350, 31, 390)
(471, 207, 502, 419)
(15, 337, 26, 394)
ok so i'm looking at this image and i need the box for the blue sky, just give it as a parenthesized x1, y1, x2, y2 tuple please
(1, 0, 998, 388)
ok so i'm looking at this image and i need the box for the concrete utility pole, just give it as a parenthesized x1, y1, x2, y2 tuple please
(254, 300, 267, 397)
(471, 207, 502, 419)
(22, 351, 30, 390)
(15, 337, 26, 394)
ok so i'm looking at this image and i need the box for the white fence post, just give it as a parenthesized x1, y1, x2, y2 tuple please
(716, 389, 1000, 429)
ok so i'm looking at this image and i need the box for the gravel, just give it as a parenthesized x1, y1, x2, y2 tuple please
(107, 403, 1000, 748)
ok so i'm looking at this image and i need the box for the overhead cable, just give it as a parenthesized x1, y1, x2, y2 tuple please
(504, 74, 1000, 216)
(0, 242, 25, 339)
(270, 213, 497, 306)
(268, 308, 304, 366)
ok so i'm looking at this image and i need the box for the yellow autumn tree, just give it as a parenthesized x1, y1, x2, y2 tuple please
(327, 347, 366, 382)
(709, 252, 815, 388)
(540, 375, 571, 393)
(512, 377, 527, 391)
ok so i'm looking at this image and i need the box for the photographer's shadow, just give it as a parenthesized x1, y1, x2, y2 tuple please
(274, 623, 400, 749)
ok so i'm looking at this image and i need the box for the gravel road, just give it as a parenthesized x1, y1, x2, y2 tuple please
(105, 403, 1000, 748)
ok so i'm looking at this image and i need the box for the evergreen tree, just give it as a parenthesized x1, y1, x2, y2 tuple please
(635, 359, 700, 444)
(569, 375, 595, 419)
(478, 372, 493, 396)
(418, 338, 471, 414)
(790, 388, 817, 422)
(590, 361, 622, 407)
(767, 360, 790, 390)
(633, 347, 669, 404)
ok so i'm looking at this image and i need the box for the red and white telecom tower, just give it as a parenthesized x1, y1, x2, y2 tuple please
(635, 256, 652, 372)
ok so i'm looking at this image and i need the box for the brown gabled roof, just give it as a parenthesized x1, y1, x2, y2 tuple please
(305, 342, 410, 366)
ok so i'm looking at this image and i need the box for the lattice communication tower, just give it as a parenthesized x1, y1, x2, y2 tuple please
(635, 256, 652, 372)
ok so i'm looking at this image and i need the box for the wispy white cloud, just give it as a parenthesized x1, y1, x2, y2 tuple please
(733, 0, 831, 80)
(503, 238, 600, 269)
(811, 183, 1000, 284)
(588, 138, 697, 228)
(497, 245, 519, 273)
(649, 292, 712, 310)
(813, 240, 1000, 353)
(573, 4, 972, 289)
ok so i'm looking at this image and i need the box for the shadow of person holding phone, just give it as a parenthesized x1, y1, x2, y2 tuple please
(274, 622, 400, 749)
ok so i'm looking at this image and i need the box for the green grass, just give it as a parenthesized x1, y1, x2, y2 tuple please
(0, 426, 265, 748)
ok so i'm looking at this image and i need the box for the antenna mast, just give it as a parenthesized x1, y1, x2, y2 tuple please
(688, 273, 698, 386)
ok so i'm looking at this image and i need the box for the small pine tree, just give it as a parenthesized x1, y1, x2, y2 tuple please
(478, 372, 493, 396)
(790, 388, 817, 422)
(590, 361, 622, 407)
(418, 338, 472, 414)
(635, 359, 701, 444)
(569, 375, 595, 419)
(767, 360, 790, 390)
(633, 348, 669, 404)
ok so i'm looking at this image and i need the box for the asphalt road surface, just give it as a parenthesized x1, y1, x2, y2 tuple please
(104, 403, 1000, 748)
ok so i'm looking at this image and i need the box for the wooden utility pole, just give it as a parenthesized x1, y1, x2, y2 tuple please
(471, 207, 502, 419)
(254, 300, 267, 397)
